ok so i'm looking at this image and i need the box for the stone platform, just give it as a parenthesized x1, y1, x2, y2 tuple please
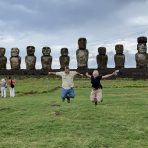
(0, 68, 148, 80)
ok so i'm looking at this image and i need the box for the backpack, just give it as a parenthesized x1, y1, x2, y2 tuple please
(11, 80, 15, 88)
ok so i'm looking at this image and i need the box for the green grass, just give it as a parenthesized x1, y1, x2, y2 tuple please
(0, 77, 148, 148)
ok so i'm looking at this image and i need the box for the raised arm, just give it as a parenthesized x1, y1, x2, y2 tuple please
(102, 72, 115, 79)
(85, 72, 91, 78)
(48, 72, 56, 75)
(76, 72, 83, 77)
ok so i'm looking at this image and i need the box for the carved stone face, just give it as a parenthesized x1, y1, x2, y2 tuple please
(78, 38, 87, 49)
(0, 48, 5, 57)
(98, 47, 106, 55)
(42, 47, 51, 56)
(27, 46, 35, 56)
(61, 48, 68, 56)
(137, 43, 147, 53)
(115, 45, 123, 54)
(11, 48, 19, 57)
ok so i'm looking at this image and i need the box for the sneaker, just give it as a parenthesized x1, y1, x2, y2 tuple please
(95, 101, 98, 105)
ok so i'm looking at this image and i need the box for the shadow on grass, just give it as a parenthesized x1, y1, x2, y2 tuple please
(16, 86, 61, 96)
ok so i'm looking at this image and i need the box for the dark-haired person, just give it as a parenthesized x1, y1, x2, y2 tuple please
(7, 77, 15, 97)
(86, 70, 116, 105)
(48, 66, 83, 103)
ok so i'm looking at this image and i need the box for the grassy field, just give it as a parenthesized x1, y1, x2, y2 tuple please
(0, 77, 148, 148)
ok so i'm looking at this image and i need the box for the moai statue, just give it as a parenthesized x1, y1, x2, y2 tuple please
(0, 48, 7, 70)
(135, 36, 147, 68)
(96, 47, 108, 69)
(76, 38, 89, 69)
(59, 48, 70, 70)
(41, 47, 52, 70)
(25, 46, 36, 70)
(114, 44, 125, 69)
(10, 48, 21, 70)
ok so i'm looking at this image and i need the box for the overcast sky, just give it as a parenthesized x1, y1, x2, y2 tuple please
(0, 0, 148, 69)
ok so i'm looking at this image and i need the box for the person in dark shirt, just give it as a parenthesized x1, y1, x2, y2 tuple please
(86, 70, 115, 105)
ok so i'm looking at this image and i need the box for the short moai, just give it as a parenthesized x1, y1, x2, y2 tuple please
(59, 48, 70, 70)
(25, 46, 36, 70)
(114, 44, 125, 69)
(135, 36, 147, 68)
(41, 47, 52, 70)
(0, 47, 7, 70)
(96, 47, 108, 69)
(10, 48, 21, 70)
(76, 38, 89, 69)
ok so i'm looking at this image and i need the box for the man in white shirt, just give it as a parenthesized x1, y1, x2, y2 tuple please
(48, 66, 83, 103)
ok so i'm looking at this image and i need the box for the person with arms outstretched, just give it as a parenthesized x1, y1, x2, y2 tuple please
(86, 70, 116, 105)
(48, 66, 83, 103)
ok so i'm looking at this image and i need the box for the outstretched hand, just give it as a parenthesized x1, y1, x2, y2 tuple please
(114, 70, 119, 76)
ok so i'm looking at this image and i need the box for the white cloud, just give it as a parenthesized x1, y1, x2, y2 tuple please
(0, 0, 147, 69)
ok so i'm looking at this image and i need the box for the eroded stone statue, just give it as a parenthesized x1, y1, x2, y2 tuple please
(25, 46, 36, 70)
(59, 48, 70, 70)
(0, 47, 7, 70)
(135, 36, 147, 68)
(96, 47, 108, 69)
(76, 38, 89, 69)
(10, 48, 21, 69)
(41, 47, 52, 70)
(114, 44, 125, 69)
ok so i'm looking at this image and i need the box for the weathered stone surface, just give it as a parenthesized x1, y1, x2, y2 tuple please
(137, 36, 147, 43)
(135, 37, 147, 68)
(41, 47, 52, 70)
(0, 47, 7, 70)
(59, 48, 70, 70)
(25, 46, 36, 70)
(76, 38, 89, 69)
(114, 44, 125, 69)
(96, 47, 108, 69)
(10, 48, 21, 70)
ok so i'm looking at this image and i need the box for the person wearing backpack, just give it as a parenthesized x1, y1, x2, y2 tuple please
(8, 76, 15, 97)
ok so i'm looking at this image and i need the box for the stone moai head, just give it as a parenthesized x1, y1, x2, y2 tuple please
(98, 47, 106, 55)
(27, 46, 35, 56)
(115, 44, 124, 54)
(11, 48, 19, 57)
(78, 38, 87, 49)
(0, 48, 6, 57)
(137, 37, 147, 54)
(42, 47, 51, 56)
(61, 48, 68, 56)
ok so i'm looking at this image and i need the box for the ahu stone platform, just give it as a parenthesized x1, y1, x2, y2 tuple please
(0, 68, 148, 80)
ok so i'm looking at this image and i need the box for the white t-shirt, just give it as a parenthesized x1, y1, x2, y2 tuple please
(56, 71, 78, 89)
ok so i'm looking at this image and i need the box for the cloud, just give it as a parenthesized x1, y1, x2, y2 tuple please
(0, 0, 147, 69)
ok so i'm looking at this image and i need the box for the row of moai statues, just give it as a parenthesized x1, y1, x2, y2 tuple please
(0, 37, 147, 70)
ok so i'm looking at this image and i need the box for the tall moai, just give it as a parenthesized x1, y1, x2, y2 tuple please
(59, 48, 70, 70)
(10, 48, 21, 70)
(135, 36, 147, 68)
(41, 47, 52, 70)
(114, 44, 125, 69)
(25, 46, 36, 70)
(0, 48, 7, 70)
(76, 38, 89, 69)
(96, 47, 108, 69)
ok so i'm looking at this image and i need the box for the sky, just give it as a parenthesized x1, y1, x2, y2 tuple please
(0, 0, 148, 69)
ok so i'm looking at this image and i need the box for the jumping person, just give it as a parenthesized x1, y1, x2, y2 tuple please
(86, 70, 116, 105)
(0, 78, 7, 98)
(7, 77, 15, 97)
(48, 66, 83, 103)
